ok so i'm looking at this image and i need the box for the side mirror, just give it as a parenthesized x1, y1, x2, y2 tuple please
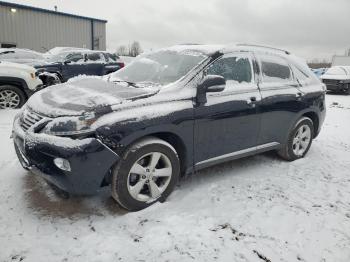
(196, 75, 226, 105)
(200, 75, 226, 92)
(63, 60, 71, 64)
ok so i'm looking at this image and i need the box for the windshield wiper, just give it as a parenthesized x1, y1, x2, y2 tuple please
(112, 80, 140, 88)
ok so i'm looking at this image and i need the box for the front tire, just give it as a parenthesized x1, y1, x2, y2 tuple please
(0, 85, 26, 109)
(278, 117, 314, 161)
(111, 137, 180, 211)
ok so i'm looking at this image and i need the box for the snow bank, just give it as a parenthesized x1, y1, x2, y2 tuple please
(1, 95, 350, 261)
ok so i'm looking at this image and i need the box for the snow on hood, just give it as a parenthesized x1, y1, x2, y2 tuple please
(0, 61, 36, 72)
(320, 74, 350, 80)
(321, 66, 350, 80)
(26, 78, 159, 117)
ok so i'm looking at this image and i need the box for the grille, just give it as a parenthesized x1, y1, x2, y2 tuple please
(20, 109, 44, 131)
(322, 79, 339, 86)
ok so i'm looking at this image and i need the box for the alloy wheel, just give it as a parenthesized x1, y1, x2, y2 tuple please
(127, 152, 172, 203)
(292, 124, 311, 156)
(0, 90, 21, 109)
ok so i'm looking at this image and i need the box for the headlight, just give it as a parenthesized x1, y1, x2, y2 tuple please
(30, 72, 36, 79)
(41, 112, 97, 136)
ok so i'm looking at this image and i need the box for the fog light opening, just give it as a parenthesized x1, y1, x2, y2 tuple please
(54, 158, 71, 172)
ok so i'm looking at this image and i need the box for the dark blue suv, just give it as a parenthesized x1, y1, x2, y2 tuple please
(13, 44, 326, 211)
(35, 50, 124, 83)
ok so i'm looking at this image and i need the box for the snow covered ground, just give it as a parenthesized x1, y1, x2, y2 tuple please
(0, 95, 350, 262)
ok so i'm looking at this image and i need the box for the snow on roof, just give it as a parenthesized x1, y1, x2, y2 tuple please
(163, 44, 292, 57)
(162, 45, 225, 56)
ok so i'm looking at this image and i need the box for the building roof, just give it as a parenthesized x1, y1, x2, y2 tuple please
(0, 1, 107, 23)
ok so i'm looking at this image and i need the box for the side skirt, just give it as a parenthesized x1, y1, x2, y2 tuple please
(194, 142, 281, 171)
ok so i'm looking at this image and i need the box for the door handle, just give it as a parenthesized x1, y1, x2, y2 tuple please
(247, 96, 257, 104)
(247, 96, 257, 107)
(296, 92, 303, 100)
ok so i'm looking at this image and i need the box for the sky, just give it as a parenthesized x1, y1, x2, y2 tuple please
(5, 0, 350, 61)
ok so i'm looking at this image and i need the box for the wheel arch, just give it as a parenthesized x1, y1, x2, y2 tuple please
(100, 130, 191, 187)
(281, 109, 321, 146)
(301, 111, 319, 138)
(0, 77, 29, 98)
(147, 132, 188, 176)
(121, 131, 189, 176)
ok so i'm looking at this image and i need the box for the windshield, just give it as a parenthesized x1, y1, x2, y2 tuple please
(109, 50, 207, 86)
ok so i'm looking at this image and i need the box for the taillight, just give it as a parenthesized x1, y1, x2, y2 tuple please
(118, 62, 125, 68)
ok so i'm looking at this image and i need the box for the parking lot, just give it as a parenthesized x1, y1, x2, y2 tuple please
(0, 94, 349, 262)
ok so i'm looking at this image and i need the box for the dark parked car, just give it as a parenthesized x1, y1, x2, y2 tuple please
(12, 44, 326, 211)
(34, 50, 125, 83)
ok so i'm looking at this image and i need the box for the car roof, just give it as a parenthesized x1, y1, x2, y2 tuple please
(163, 44, 292, 57)
(59, 50, 114, 55)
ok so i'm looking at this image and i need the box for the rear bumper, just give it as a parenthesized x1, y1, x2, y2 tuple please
(12, 118, 119, 195)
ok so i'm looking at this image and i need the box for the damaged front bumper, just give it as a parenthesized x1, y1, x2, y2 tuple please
(323, 79, 350, 92)
(12, 118, 119, 195)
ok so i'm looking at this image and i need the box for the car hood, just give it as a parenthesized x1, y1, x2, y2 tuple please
(320, 74, 350, 80)
(0, 61, 36, 72)
(26, 78, 160, 117)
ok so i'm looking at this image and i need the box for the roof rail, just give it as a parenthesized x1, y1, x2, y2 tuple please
(236, 43, 290, 55)
(178, 43, 202, 46)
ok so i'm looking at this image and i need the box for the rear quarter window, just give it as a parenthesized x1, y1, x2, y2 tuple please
(292, 65, 312, 86)
(106, 53, 119, 62)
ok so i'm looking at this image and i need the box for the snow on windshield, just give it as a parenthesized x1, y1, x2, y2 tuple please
(109, 50, 207, 86)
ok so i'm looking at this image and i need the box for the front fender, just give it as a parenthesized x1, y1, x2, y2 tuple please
(94, 101, 194, 173)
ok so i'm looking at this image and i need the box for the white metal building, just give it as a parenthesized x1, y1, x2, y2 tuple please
(332, 55, 350, 66)
(0, 1, 107, 52)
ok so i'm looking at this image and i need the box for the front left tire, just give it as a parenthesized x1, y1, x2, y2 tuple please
(111, 137, 180, 211)
(0, 85, 26, 109)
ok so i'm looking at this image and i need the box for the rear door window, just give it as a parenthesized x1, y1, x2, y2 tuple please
(86, 53, 105, 63)
(259, 55, 293, 84)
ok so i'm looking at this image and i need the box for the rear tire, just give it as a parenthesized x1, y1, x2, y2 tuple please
(111, 137, 180, 211)
(278, 117, 314, 161)
(0, 85, 26, 109)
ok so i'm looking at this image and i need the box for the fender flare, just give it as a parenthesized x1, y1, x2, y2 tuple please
(0, 76, 31, 97)
(282, 108, 320, 145)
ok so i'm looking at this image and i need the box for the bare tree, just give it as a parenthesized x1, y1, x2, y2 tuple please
(128, 41, 142, 57)
(116, 45, 128, 56)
